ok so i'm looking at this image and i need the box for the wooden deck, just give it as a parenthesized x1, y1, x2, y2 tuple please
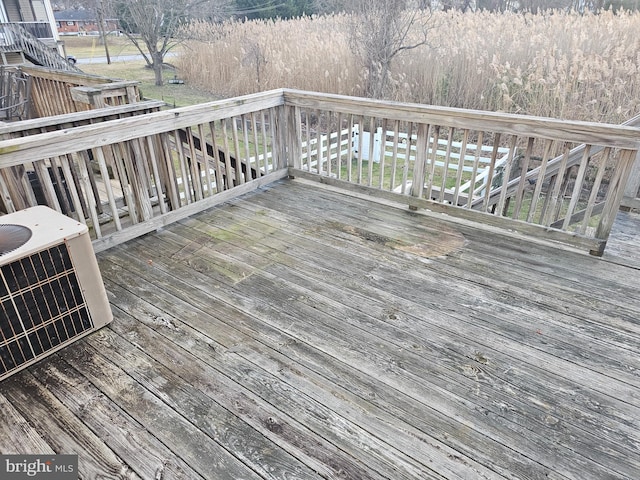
(605, 209, 640, 269)
(1, 178, 640, 479)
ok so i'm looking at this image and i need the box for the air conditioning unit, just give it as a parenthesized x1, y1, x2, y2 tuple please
(0, 206, 112, 381)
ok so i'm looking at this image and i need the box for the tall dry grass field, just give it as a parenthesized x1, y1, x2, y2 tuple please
(177, 10, 640, 123)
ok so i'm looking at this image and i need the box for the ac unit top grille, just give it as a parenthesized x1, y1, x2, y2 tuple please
(0, 206, 87, 264)
(0, 224, 32, 256)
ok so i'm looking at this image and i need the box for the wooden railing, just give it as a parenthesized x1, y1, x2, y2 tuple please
(0, 22, 53, 41)
(19, 66, 141, 117)
(0, 101, 165, 224)
(0, 90, 288, 252)
(0, 89, 637, 255)
(0, 100, 164, 140)
(0, 23, 79, 73)
(282, 90, 640, 255)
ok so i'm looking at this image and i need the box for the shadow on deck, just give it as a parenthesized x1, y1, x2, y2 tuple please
(1, 179, 639, 479)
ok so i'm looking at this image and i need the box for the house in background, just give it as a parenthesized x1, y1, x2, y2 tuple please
(0, 0, 75, 69)
(54, 8, 119, 36)
(0, 0, 80, 120)
(0, 0, 62, 58)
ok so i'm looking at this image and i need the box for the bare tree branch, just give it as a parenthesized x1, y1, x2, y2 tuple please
(348, 0, 432, 98)
(106, 0, 225, 86)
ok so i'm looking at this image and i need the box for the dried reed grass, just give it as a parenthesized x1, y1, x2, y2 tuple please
(176, 10, 640, 123)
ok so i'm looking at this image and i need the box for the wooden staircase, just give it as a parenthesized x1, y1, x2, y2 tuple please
(0, 23, 81, 72)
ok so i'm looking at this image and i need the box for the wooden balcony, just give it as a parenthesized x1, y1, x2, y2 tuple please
(0, 90, 639, 478)
(0, 88, 637, 254)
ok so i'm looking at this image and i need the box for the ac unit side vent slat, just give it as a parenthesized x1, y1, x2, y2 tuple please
(0, 242, 94, 377)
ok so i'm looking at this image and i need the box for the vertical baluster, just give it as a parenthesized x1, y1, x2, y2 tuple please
(479, 133, 501, 212)
(579, 147, 611, 236)
(378, 118, 388, 189)
(221, 120, 235, 188)
(260, 111, 270, 175)
(128, 138, 154, 221)
(511, 137, 535, 219)
(452, 129, 470, 206)
(250, 113, 261, 177)
(111, 142, 138, 224)
(424, 125, 439, 200)
(207, 121, 225, 193)
(196, 124, 214, 198)
(346, 114, 355, 182)
(561, 145, 592, 230)
(367, 116, 376, 187)
(336, 112, 344, 180)
(241, 115, 254, 180)
(32, 159, 60, 211)
(93, 146, 122, 231)
(145, 136, 168, 213)
(48, 157, 72, 215)
(411, 123, 430, 200)
(75, 152, 102, 239)
(0, 171, 16, 213)
(541, 143, 571, 226)
(159, 132, 181, 209)
(58, 154, 85, 222)
(439, 128, 456, 203)
(526, 140, 556, 224)
(465, 131, 484, 208)
(400, 122, 414, 195)
(314, 109, 323, 174)
(185, 127, 204, 201)
(231, 117, 244, 184)
(174, 129, 193, 204)
(389, 120, 401, 192)
(269, 107, 281, 170)
(496, 135, 519, 216)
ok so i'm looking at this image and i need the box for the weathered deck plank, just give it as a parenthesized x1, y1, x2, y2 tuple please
(2, 179, 639, 480)
(0, 394, 55, 455)
(27, 358, 206, 480)
(1, 373, 142, 478)
(165, 185, 639, 478)
(604, 209, 640, 269)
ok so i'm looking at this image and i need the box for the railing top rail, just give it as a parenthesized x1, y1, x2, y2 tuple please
(71, 80, 142, 93)
(0, 89, 285, 168)
(0, 100, 166, 135)
(282, 89, 640, 150)
(483, 112, 640, 205)
(19, 65, 109, 85)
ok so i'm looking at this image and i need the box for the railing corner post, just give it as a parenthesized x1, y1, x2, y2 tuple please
(621, 149, 640, 210)
(410, 123, 429, 200)
(282, 104, 302, 172)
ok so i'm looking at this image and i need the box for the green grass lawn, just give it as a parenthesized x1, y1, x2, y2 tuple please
(63, 35, 141, 58)
(63, 35, 220, 108)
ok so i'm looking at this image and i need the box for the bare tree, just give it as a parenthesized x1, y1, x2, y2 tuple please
(348, 0, 431, 99)
(108, 0, 229, 86)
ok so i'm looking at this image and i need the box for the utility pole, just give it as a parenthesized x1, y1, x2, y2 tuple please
(98, 0, 111, 64)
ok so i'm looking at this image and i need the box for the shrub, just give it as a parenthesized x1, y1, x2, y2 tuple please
(176, 10, 640, 123)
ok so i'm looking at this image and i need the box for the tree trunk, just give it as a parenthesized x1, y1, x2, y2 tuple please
(153, 52, 164, 86)
(365, 60, 391, 99)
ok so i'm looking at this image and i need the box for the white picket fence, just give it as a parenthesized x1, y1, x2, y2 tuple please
(300, 124, 514, 198)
